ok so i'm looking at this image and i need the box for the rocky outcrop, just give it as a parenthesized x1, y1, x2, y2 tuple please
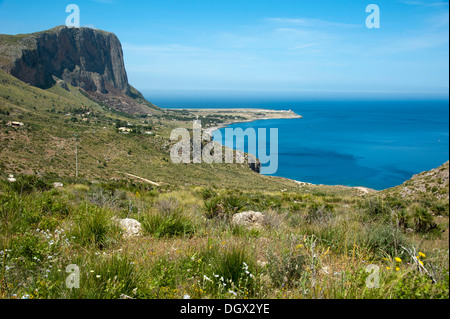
(0, 26, 158, 115)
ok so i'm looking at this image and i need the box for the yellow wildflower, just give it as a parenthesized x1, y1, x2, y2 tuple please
(386, 266, 391, 270)
(395, 257, 402, 263)
(419, 252, 426, 258)
(395, 267, 400, 271)
(419, 260, 424, 266)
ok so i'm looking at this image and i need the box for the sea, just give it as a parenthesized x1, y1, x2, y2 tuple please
(149, 97, 449, 191)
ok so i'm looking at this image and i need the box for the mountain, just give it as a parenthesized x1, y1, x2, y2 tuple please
(0, 26, 158, 115)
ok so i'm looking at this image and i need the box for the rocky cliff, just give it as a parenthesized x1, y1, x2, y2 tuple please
(0, 26, 158, 115)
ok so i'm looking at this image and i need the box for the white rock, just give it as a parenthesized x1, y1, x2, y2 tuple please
(114, 218, 142, 237)
(232, 211, 265, 228)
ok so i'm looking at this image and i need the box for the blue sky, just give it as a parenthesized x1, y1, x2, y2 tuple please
(0, 0, 448, 100)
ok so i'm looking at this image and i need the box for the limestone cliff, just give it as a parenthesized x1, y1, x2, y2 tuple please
(0, 26, 158, 115)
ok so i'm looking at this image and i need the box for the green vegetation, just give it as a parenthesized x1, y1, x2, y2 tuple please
(0, 176, 448, 299)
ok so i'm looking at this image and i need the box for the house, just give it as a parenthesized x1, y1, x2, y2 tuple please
(6, 121, 24, 128)
(118, 127, 132, 134)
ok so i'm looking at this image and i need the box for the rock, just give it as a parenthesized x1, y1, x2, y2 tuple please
(53, 182, 64, 188)
(0, 26, 158, 115)
(114, 218, 142, 237)
(7, 174, 16, 182)
(232, 211, 265, 228)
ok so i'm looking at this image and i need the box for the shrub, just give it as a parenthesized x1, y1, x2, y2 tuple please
(155, 198, 181, 216)
(222, 195, 247, 215)
(69, 204, 122, 248)
(265, 238, 306, 288)
(204, 197, 224, 219)
(140, 210, 195, 238)
(364, 198, 390, 217)
(7, 175, 51, 194)
(305, 203, 334, 224)
(67, 254, 141, 299)
(364, 224, 407, 259)
(201, 244, 256, 296)
(408, 204, 437, 233)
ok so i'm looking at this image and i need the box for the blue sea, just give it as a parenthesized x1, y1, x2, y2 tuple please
(153, 97, 449, 190)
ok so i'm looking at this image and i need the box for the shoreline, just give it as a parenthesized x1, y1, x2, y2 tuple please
(178, 108, 381, 193)
(178, 108, 303, 138)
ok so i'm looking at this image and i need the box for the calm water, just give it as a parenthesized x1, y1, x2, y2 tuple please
(156, 98, 449, 190)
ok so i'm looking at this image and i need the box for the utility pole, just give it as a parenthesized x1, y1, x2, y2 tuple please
(75, 134, 79, 179)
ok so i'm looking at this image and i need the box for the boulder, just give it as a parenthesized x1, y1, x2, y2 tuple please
(115, 218, 142, 237)
(232, 211, 265, 228)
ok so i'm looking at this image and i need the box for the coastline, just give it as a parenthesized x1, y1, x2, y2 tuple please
(181, 108, 381, 193)
(179, 108, 303, 138)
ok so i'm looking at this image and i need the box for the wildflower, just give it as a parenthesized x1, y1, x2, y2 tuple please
(386, 267, 391, 270)
(395, 257, 402, 263)
(419, 252, 426, 258)
(419, 260, 424, 266)
(395, 267, 400, 271)
(96, 275, 101, 278)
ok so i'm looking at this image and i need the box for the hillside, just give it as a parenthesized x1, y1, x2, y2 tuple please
(385, 161, 449, 201)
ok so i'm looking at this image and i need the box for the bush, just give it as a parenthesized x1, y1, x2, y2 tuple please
(69, 204, 122, 248)
(68, 254, 141, 299)
(364, 224, 407, 259)
(140, 210, 195, 238)
(201, 244, 256, 295)
(408, 204, 437, 233)
(265, 238, 306, 288)
(204, 197, 224, 219)
(7, 175, 52, 194)
(305, 203, 334, 224)
(364, 198, 390, 217)
(222, 195, 247, 215)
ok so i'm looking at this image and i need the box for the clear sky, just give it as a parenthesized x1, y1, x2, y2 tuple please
(0, 0, 448, 100)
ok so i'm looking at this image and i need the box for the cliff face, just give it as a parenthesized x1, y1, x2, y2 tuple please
(0, 26, 158, 115)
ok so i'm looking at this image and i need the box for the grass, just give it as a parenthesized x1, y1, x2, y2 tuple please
(0, 176, 448, 299)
